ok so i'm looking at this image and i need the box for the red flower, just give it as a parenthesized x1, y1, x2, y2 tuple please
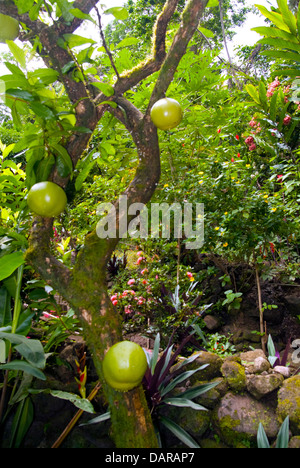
(235, 134, 240, 140)
(277, 174, 283, 183)
(231, 157, 235, 162)
(217, 128, 221, 134)
(237, 153, 241, 158)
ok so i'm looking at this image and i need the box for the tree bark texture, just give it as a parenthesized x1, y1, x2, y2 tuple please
(1, 0, 209, 447)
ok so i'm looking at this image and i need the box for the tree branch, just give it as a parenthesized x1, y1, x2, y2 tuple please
(148, 0, 210, 110)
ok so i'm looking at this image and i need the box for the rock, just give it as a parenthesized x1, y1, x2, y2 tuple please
(253, 356, 271, 374)
(203, 315, 220, 331)
(186, 351, 223, 383)
(213, 392, 280, 447)
(284, 295, 300, 317)
(246, 373, 284, 400)
(273, 366, 290, 378)
(193, 377, 227, 409)
(232, 329, 261, 345)
(277, 375, 300, 435)
(160, 403, 210, 445)
(289, 436, 300, 449)
(221, 360, 247, 392)
(240, 349, 267, 374)
(200, 438, 228, 448)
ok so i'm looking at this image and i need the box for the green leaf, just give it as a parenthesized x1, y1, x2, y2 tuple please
(198, 26, 215, 39)
(115, 37, 140, 49)
(276, 416, 290, 448)
(163, 397, 208, 411)
(254, 4, 290, 32)
(258, 80, 268, 111)
(179, 380, 221, 400)
(15, 340, 46, 369)
(104, 7, 129, 21)
(0, 286, 12, 327)
(6, 41, 26, 69)
(30, 102, 56, 120)
(91, 82, 115, 97)
(251, 26, 299, 43)
(75, 159, 97, 191)
(206, 0, 219, 7)
(5, 89, 35, 102)
(277, 0, 297, 36)
(261, 50, 300, 62)
(79, 412, 111, 426)
(69, 8, 96, 24)
(269, 91, 278, 122)
(56, 0, 75, 22)
(0, 360, 46, 380)
(160, 367, 207, 397)
(257, 422, 270, 448)
(50, 390, 95, 413)
(29, 0, 43, 21)
(28, 68, 59, 85)
(0, 332, 46, 369)
(10, 397, 34, 448)
(150, 333, 160, 375)
(51, 144, 73, 177)
(61, 34, 97, 49)
(16, 0, 34, 15)
(0, 339, 6, 363)
(274, 67, 300, 77)
(245, 84, 260, 104)
(159, 416, 200, 448)
(267, 334, 276, 357)
(257, 37, 300, 53)
(0, 252, 24, 281)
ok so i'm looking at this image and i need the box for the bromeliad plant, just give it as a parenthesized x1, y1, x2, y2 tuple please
(142, 332, 220, 448)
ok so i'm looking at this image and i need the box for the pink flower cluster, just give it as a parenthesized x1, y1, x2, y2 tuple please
(110, 276, 150, 314)
(249, 117, 261, 134)
(267, 77, 281, 97)
(244, 136, 256, 151)
(283, 115, 292, 126)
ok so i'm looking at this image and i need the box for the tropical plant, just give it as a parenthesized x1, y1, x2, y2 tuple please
(257, 416, 290, 448)
(143, 332, 220, 447)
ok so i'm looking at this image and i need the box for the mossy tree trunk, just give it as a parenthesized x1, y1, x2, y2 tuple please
(3, 0, 209, 448)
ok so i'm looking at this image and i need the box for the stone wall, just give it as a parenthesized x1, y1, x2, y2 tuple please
(169, 349, 300, 448)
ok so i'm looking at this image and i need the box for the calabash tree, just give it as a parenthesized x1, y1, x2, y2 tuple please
(0, 0, 211, 447)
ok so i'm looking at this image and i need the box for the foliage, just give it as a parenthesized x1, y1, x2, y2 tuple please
(257, 416, 290, 448)
(204, 332, 236, 357)
(143, 332, 220, 448)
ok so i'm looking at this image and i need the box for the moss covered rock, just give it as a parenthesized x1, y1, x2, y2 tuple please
(277, 375, 300, 435)
(213, 392, 279, 447)
(221, 360, 247, 392)
(186, 351, 223, 383)
(246, 373, 284, 400)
